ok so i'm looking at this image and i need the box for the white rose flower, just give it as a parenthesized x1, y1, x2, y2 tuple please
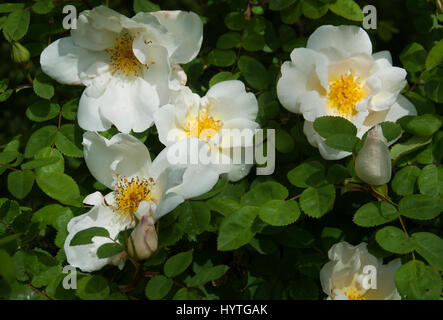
(153, 80, 260, 182)
(277, 25, 417, 160)
(64, 132, 219, 272)
(40, 6, 203, 133)
(320, 241, 402, 300)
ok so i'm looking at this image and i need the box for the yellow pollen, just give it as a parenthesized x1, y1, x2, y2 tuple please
(185, 109, 223, 140)
(327, 73, 366, 119)
(106, 33, 145, 77)
(113, 175, 153, 218)
(344, 289, 366, 300)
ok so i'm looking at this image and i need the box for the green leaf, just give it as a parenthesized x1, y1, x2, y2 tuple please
(412, 232, 443, 271)
(7, 170, 34, 199)
(425, 39, 443, 71)
(379, 122, 402, 142)
(287, 160, 326, 188)
(391, 166, 421, 196)
(390, 136, 432, 164)
(0, 249, 15, 284)
(216, 32, 241, 50)
(399, 194, 443, 220)
(242, 32, 265, 52)
(33, 73, 54, 100)
(36, 172, 81, 206)
(326, 164, 349, 184)
(186, 265, 229, 287)
(206, 197, 241, 217)
(61, 98, 78, 120)
(31, 204, 72, 230)
(329, 0, 364, 21)
(375, 226, 415, 254)
(133, 0, 160, 13)
(313, 116, 357, 138)
(353, 201, 398, 227)
(258, 200, 300, 226)
(207, 49, 236, 67)
(177, 201, 210, 239)
(395, 260, 442, 300)
(417, 165, 441, 196)
(32, 0, 54, 15)
(24, 125, 57, 158)
(2, 9, 30, 41)
(96, 243, 124, 259)
(21, 157, 59, 170)
(224, 12, 246, 31)
(164, 251, 193, 278)
(217, 206, 259, 251)
(301, 0, 328, 19)
(0, 88, 13, 102)
(299, 184, 335, 218)
(26, 101, 60, 122)
(238, 56, 269, 90)
(241, 181, 288, 206)
(398, 114, 442, 137)
(0, 3, 24, 13)
(275, 129, 295, 153)
(424, 67, 443, 103)
(55, 124, 83, 158)
(400, 42, 427, 72)
(69, 227, 110, 246)
(145, 275, 172, 300)
(34, 147, 64, 175)
(269, 0, 297, 11)
(324, 134, 358, 152)
(76, 275, 110, 300)
(209, 71, 239, 87)
(173, 288, 200, 300)
(0, 151, 19, 165)
(280, 2, 302, 24)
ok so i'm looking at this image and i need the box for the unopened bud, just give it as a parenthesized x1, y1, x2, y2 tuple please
(127, 216, 158, 261)
(355, 125, 392, 185)
(11, 41, 30, 64)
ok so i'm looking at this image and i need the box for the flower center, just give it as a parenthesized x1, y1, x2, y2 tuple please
(113, 175, 153, 218)
(343, 288, 366, 300)
(106, 33, 144, 77)
(327, 72, 366, 119)
(185, 109, 223, 140)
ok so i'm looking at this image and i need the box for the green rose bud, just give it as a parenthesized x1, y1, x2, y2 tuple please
(11, 41, 30, 64)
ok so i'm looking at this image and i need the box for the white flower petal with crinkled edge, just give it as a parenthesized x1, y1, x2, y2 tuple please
(85, 76, 159, 133)
(277, 48, 329, 113)
(40, 37, 109, 85)
(83, 132, 152, 189)
(64, 205, 133, 272)
(70, 7, 122, 51)
(137, 44, 171, 106)
(149, 11, 203, 64)
(206, 80, 258, 123)
(307, 25, 372, 61)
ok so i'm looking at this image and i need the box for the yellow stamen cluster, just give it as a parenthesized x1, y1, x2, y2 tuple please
(113, 175, 153, 218)
(106, 33, 145, 77)
(344, 288, 366, 300)
(327, 72, 366, 119)
(185, 109, 223, 140)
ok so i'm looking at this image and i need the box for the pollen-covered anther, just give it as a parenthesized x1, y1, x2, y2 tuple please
(327, 72, 366, 119)
(106, 33, 146, 77)
(113, 175, 154, 218)
(185, 109, 223, 140)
